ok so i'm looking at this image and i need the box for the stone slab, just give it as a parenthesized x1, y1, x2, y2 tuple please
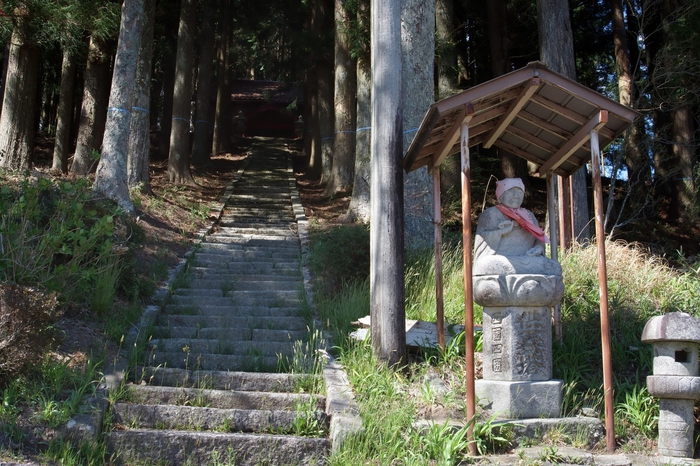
(475, 379, 563, 419)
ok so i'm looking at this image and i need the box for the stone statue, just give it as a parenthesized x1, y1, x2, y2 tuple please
(472, 178, 564, 308)
(473, 178, 561, 277)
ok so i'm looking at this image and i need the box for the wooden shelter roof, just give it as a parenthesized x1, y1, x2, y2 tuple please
(403, 61, 640, 177)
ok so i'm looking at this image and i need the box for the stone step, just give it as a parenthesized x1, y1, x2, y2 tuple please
(192, 252, 299, 263)
(162, 304, 301, 317)
(191, 261, 300, 274)
(148, 350, 282, 372)
(187, 279, 301, 291)
(152, 325, 307, 342)
(188, 272, 301, 283)
(216, 224, 296, 233)
(148, 338, 298, 357)
(197, 243, 300, 257)
(167, 295, 302, 307)
(131, 367, 318, 392)
(174, 288, 300, 300)
(203, 235, 300, 245)
(105, 429, 330, 466)
(155, 315, 307, 331)
(112, 402, 328, 433)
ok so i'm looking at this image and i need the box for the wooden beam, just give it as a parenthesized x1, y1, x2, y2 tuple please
(494, 140, 550, 167)
(531, 94, 615, 140)
(484, 78, 541, 148)
(433, 169, 445, 349)
(505, 125, 560, 154)
(519, 109, 573, 141)
(472, 87, 522, 114)
(470, 106, 506, 127)
(431, 105, 468, 169)
(547, 173, 562, 342)
(538, 110, 608, 175)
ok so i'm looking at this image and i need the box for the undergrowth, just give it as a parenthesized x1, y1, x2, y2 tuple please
(309, 223, 700, 462)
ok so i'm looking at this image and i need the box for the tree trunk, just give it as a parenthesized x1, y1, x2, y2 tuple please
(0, 27, 40, 171)
(127, 0, 156, 193)
(371, 0, 405, 367)
(668, 106, 695, 221)
(436, 0, 458, 99)
(537, 0, 590, 242)
(93, 0, 144, 215)
(347, 53, 371, 222)
(72, 35, 111, 175)
(168, 0, 196, 184)
(192, 0, 216, 166)
(306, 0, 332, 179)
(488, 0, 529, 186)
(318, 64, 334, 184)
(609, 0, 649, 228)
(325, 0, 356, 196)
(212, 0, 231, 155)
(402, 0, 435, 250)
(52, 50, 76, 173)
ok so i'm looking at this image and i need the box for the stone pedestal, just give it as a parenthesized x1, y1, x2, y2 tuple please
(658, 399, 694, 457)
(475, 380, 562, 419)
(476, 305, 562, 418)
(481, 306, 552, 381)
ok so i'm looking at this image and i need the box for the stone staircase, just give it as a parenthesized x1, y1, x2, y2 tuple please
(103, 140, 342, 465)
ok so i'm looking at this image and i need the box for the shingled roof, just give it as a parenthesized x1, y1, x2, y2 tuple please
(403, 61, 640, 177)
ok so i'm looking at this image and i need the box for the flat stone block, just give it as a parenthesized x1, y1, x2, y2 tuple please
(476, 379, 563, 419)
(482, 306, 552, 381)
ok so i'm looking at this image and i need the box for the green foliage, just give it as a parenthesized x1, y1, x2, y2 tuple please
(615, 384, 658, 439)
(308, 224, 370, 296)
(0, 178, 118, 304)
(0, 355, 102, 456)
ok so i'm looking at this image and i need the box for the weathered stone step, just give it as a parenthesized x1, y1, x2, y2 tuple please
(149, 350, 281, 372)
(204, 234, 300, 245)
(197, 243, 300, 257)
(162, 304, 300, 317)
(152, 325, 307, 342)
(189, 272, 301, 283)
(216, 223, 296, 232)
(155, 315, 307, 331)
(148, 338, 298, 357)
(187, 279, 301, 291)
(131, 367, 318, 392)
(168, 295, 302, 307)
(174, 289, 301, 304)
(122, 385, 325, 410)
(191, 261, 300, 274)
(112, 403, 328, 433)
(105, 429, 330, 465)
(193, 252, 299, 263)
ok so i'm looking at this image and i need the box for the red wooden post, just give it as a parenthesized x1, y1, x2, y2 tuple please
(433, 167, 445, 349)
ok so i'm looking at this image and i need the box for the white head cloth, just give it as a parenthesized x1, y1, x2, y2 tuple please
(496, 178, 525, 201)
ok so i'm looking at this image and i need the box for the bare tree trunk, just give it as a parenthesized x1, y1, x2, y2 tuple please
(668, 105, 695, 221)
(93, 0, 144, 214)
(348, 53, 371, 222)
(325, 0, 356, 195)
(306, 0, 333, 179)
(488, 0, 529, 186)
(192, 0, 216, 166)
(72, 35, 111, 175)
(402, 0, 435, 249)
(607, 0, 650, 229)
(127, 0, 156, 193)
(212, 0, 231, 155)
(537, 0, 590, 242)
(319, 65, 334, 184)
(436, 0, 457, 99)
(168, 0, 196, 184)
(52, 51, 76, 173)
(0, 27, 40, 171)
(371, 0, 405, 367)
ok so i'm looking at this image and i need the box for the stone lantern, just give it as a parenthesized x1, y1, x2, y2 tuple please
(642, 311, 700, 458)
